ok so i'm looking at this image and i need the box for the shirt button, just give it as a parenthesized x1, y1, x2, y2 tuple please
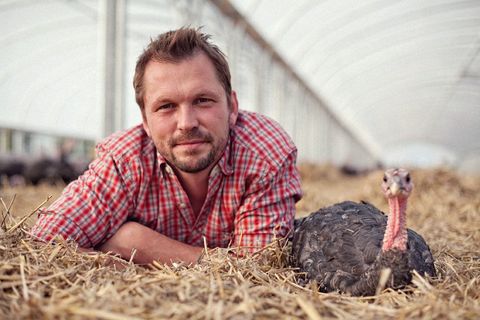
(179, 202, 187, 209)
(165, 166, 173, 175)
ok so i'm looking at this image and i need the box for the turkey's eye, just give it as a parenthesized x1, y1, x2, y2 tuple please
(406, 174, 411, 183)
(383, 175, 387, 182)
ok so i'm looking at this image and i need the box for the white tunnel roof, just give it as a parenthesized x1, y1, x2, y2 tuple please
(1, 0, 479, 170)
(231, 0, 480, 168)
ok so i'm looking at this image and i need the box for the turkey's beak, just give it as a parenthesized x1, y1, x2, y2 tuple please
(390, 182, 400, 196)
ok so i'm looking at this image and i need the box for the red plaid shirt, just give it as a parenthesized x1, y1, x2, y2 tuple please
(32, 110, 302, 251)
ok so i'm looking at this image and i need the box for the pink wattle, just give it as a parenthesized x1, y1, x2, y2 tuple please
(382, 196, 408, 252)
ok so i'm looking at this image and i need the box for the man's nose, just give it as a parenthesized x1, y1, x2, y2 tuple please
(177, 105, 199, 130)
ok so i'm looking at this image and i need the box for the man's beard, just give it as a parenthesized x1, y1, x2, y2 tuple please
(163, 128, 228, 173)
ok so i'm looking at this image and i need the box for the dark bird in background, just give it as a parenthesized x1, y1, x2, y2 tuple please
(0, 155, 26, 186)
(23, 148, 79, 186)
(291, 168, 436, 296)
(1, 141, 89, 187)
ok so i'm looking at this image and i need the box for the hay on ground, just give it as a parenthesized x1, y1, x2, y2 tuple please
(1, 165, 479, 319)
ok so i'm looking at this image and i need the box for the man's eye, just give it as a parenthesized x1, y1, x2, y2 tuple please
(194, 98, 211, 105)
(158, 103, 174, 111)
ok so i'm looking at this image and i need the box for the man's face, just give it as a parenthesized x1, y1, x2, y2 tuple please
(141, 52, 238, 174)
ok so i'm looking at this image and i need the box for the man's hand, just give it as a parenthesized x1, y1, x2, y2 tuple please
(96, 221, 204, 265)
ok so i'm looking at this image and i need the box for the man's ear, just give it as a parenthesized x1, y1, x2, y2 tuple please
(229, 91, 239, 126)
(141, 110, 151, 137)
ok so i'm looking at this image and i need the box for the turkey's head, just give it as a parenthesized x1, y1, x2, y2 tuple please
(381, 168, 413, 199)
(381, 168, 413, 252)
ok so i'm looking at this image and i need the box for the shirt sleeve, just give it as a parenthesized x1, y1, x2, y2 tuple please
(30, 150, 133, 248)
(232, 149, 303, 253)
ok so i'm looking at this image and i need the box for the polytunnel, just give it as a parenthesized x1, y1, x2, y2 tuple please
(1, 2, 480, 318)
(1, 0, 479, 172)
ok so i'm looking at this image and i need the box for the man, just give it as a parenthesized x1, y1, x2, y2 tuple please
(32, 27, 302, 265)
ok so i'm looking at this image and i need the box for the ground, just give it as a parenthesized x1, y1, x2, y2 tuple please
(0, 164, 479, 319)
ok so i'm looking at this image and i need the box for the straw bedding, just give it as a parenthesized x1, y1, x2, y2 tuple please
(1, 165, 479, 319)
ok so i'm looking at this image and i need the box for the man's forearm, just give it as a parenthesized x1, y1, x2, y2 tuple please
(96, 221, 204, 265)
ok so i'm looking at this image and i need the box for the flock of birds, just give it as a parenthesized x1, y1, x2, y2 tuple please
(0, 151, 87, 188)
(291, 168, 436, 296)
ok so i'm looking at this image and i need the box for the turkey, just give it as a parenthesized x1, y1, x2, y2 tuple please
(291, 168, 436, 296)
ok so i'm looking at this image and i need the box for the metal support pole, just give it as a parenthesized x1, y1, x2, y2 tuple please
(102, 0, 126, 137)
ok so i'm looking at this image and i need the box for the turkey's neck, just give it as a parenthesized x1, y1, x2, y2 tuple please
(382, 196, 408, 252)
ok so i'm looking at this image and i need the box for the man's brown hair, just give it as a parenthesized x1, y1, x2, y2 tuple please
(133, 27, 232, 110)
